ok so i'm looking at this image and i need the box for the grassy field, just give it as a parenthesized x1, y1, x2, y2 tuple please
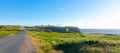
(29, 31, 120, 53)
(0, 31, 19, 37)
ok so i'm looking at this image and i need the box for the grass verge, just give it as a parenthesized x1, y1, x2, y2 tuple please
(29, 31, 120, 53)
(0, 31, 19, 37)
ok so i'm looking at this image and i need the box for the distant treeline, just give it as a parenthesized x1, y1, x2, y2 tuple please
(0, 25, 81, 33)
(0, 25, 24, 31)
(25, 25, 81, 33)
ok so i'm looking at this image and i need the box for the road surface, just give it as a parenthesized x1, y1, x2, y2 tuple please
(0, 30, 27, 53)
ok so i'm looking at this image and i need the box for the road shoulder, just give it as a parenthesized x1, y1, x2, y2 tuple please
(19, 35, 35, 53)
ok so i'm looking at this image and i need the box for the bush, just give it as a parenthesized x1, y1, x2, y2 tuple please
(53, 40, 117, 53)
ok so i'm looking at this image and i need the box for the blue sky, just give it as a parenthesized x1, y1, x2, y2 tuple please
(0, 0, 120, 29)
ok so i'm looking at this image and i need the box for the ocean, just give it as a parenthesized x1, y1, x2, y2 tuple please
(80, 29, 120, 35)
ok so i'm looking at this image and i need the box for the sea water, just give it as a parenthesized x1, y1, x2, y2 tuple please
(80, 29, 120, 35)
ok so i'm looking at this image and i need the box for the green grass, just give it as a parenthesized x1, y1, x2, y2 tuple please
(29, 31, 120, 53)
(0, 31, 19, 37)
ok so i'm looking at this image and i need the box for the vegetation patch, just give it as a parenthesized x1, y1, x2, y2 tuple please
(0, 31, 19, 37)
(29, 31, 120, 53)
(54, 40, 117, 53)
(0, 25, 23, 37)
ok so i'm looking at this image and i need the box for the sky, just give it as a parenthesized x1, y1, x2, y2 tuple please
(0, 0, 120, 29)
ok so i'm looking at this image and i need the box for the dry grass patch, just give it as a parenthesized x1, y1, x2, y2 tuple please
(30, 35, 63, 53)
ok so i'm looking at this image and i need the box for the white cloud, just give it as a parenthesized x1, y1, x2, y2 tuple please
(67, 1, 120, 29)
